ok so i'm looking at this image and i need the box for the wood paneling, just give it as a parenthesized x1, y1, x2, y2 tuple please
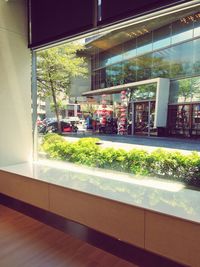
(0, 170, 198, 266)
(0, 171, 49, 210)
(0, 204, 137, 267)
(49, 185, 145, 248)
(145, 211, 200, 267)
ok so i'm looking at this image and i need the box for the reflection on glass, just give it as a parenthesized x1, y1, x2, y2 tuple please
(191, 76, 200, 102)
(168, 104, 190, 130)
(152, 49, 170, 78)
(171, 18, 193, 44)
(105, 63, 123, 87)
(93, 70, 101, 89)
(124, 39, 137, 60)
(153, 25, 171, 50)
(193, 39, 200, 75)
(123, 59, 137, 83)
(92, 50, 100, 69)
(169, 79, 192, 103)
(170, 41, 193, 78)
(193, 12, 200, 37)
(192, 104, 200, 129)
(93, 95, 101, 104)
(111, 63, 124, 86)
(130, 83, 156, 101)
(100, 44, 123, 67)
(92, 11, 200, 92)
(99, 68, 106, 88)
(134, 101, 155, 135)
(136, 54, 153, 81)
(137, 32, 153, 55)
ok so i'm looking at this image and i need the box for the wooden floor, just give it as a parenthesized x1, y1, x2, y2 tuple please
(0, 204, 138, 267)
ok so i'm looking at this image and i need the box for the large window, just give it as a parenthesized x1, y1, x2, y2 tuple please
(152, 49, 171, 78)
(171, 17, 193, 44)
(170, 41, 193, 78)
(137, 32, 153, 55)
(136, 54, 153, 81)
(35, 4, 200, 193)
(153, 25, 171, 50)
(90, 10, 200, 90)
(193, 39, 200, 75)
(124, 59, 137, 83)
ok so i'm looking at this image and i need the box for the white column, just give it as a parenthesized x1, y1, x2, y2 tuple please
(0, 0, 32, 166)
(154, 78, 170, 128)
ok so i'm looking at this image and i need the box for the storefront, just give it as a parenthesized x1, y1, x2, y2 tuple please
(82, 5, 200, 137)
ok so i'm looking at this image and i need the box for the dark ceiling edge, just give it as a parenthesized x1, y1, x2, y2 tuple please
(28, 0, 193, 49)
(97, 0, 193, 26)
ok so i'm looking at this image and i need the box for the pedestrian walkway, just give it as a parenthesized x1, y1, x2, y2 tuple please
(63, 133, 200, 154)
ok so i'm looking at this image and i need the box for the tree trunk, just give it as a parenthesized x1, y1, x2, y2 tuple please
(50, 82, 62, 134)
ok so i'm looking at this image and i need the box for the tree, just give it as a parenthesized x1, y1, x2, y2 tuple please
(37, 42, 88, 132)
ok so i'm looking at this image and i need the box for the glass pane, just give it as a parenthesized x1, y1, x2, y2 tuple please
(105, 66, 113, 87)
(93, 70, 101, 89)
(112, 63, 124, 86)
(152, 49, 171, 78)
(171, 17, 193, 44)
(153, 25, 171, 50)
(137, 32, 152, 55)
(169, 79, 192, 103)
(99, 68, 106, 88)
(170, 41, 193, 78)
(191, 76, 200, 102)
(136, 54, 153, 81)
(193, 39, 200, 75)
(92, 52, 100, 69)
(132, 86, 149, 101)
(194, 12, 200, 37)
(123, 59, 137, 83)
(100, 44, 123, 67)
(123, 39, 137, 60)
(105, 63, 123, 87)
(192, 104, 200, 130)
(148, 83, 157, 99)
(130, 83, 156, 101)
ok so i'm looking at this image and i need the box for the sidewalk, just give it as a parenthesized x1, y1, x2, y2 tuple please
(62, 133, 200, 154)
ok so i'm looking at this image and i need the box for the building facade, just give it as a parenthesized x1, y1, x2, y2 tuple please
(82, 5, 200, 137)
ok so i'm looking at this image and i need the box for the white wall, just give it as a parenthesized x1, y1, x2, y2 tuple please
(0, 0, 32, 166)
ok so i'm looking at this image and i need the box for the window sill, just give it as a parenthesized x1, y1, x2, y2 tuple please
(0, 159, 200, 266)
(0, 159, 200, 224)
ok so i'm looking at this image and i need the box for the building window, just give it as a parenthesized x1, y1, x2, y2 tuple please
(171, 16, 193, 44)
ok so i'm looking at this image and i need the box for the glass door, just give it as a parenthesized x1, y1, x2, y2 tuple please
(129, 101, 155, 136)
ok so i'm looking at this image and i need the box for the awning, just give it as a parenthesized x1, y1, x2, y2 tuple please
(82, 78, 163, 96)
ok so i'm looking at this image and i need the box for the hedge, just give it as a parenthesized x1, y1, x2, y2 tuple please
(41, 133, 200, 187)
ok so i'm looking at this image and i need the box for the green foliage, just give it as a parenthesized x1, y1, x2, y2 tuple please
(37, 42, 88, 129)
(69, 138, 101, 166)
(42, 134, 200, 187)
(127, 149, 149, 175)
(98, 147, 128, 171)
(37, 43, 88, 100)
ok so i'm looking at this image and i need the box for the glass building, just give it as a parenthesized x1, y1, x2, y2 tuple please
(82, 7, 200, 137)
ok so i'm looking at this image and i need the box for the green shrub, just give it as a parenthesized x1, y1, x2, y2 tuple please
(42, 135, 67, 160)
(98, 147, 128, 171)
(127, 149, 150, 175)
(41, 134, 200, 187)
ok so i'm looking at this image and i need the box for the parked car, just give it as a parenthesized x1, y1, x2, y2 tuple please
(38, 120, 78, 134)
